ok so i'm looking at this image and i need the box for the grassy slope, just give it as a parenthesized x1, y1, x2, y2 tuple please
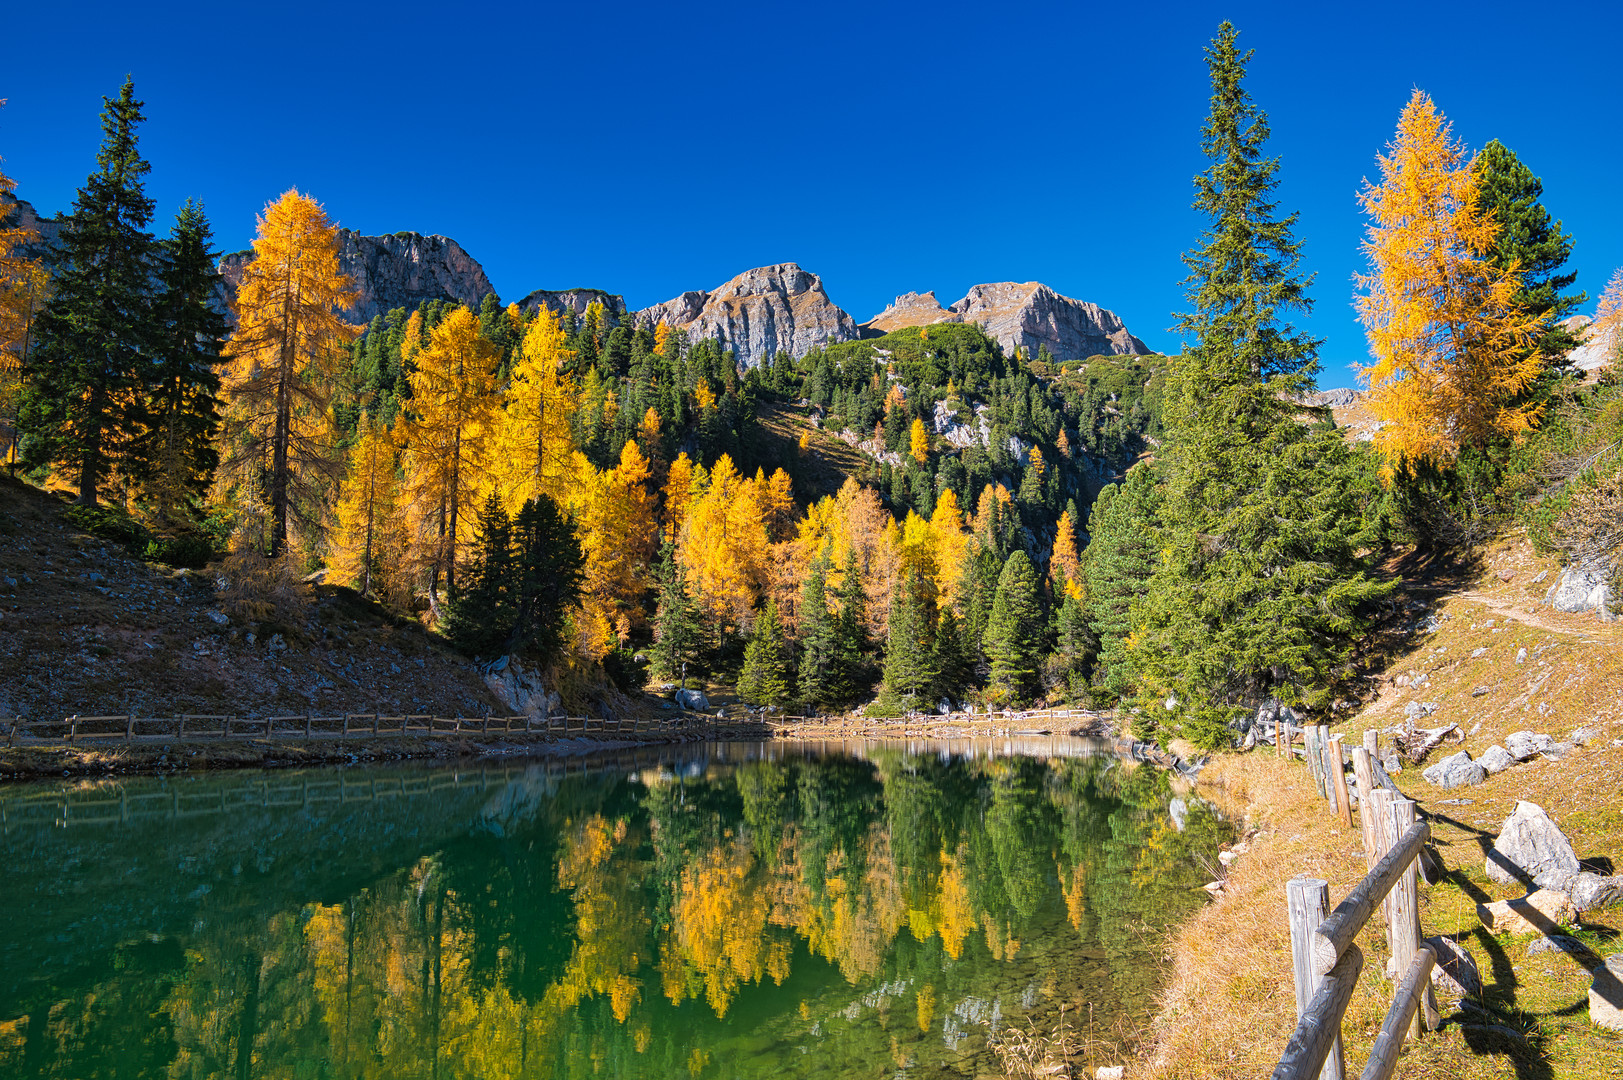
(0, 474, 506, 722)
(1147, 536, 1623, 1078)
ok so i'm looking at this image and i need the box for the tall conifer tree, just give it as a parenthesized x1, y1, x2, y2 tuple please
(1476, 139, 1584, 361)
(141, 199, 227, 518)
(1135, 23, 1390, 749)
(738, 597, 793, 706)
(20, 78, 157, 506)
(982, 550, 1041, 703)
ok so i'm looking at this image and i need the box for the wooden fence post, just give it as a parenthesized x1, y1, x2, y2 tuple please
(1363, 727, 1379, 764)
(305, 715, 312, 738)
(372, 714, 379, 736)
(1328, 734, 1352, 830)
(1351, 743, 1379, 867)
(221, 715, 230, 738)
(1287, 877, 1345, 1080)
(1304, 726, 1324, 796)
(125, 715, 134, 742)
(1383, 797, 1436, 1038)
(1317, 725, 1337, 808)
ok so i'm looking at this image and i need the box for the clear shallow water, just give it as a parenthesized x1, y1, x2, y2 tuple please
(0, 738, 1228, 1079)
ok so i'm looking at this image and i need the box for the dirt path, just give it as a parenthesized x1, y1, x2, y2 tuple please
(1455, 589, 1612, 637)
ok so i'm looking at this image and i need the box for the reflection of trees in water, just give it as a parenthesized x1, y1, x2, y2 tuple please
(0, 753, 1229, 1079)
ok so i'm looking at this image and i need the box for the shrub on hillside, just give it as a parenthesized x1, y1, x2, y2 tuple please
(143, 535, 216, 570)
(64, 505, 153, 551)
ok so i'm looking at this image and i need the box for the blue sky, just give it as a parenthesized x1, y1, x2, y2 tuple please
(4, 1, 1620, 389)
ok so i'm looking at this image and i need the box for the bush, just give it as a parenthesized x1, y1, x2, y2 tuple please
(64, 504, 153, 551)
(143, 535, 216, 570)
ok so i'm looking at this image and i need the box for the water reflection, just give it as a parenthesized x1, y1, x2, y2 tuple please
(0, 739, 1229, 1079)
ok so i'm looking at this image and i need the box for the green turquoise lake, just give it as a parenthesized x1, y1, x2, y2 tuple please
(0, 738, 1228, 1079)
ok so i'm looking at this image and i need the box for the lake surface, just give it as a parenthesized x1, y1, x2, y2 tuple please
(0, 737, 1228, 1079)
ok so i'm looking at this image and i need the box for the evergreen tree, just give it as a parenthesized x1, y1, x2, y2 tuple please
(19, 78, 157, 506)
(830, 549, 870, 700)
(651, 539, 700, 685)
(738, 597, 793, 706)
(507, 494, 585, 663)
(931, 606, 970, 702)
(1054, 592, 1091, 701)
(797, 552, 838, 708)
(443, 493, 514, 657)
(982, 550, 1042, 703)
(140, 199, 227, 519)
(1476, 139, 1584, 360)
(1083, 467, 1162, 702)
(881, 570, 938, 707)
(1136, 23, 1391, 749)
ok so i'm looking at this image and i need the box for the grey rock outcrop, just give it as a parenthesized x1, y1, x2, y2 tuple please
(1545, 563, 1613, 616)
(1592, 955, 1623, 1032)
(860, 281, 1149, 362)
(1476, 888, 1576, 935)
(1505, 730, 1554, 760)
(1542, 871, 1623, 912)
(1485, 801, 1580, 885)
(1422, 750, 1484, 789)
(860, 290, 958, 336)
(483, 655, 561, 718)
(0, 193, 64, 262)
(635, 263, 858, 368)
(950, 282, 1148, 360)
(219, 229, 497, 324)
(1479, 744, 1516, 773)
(518, 287, 626, 321)
(674, 688, 710, 711)
(1423, 936, 1481, 997)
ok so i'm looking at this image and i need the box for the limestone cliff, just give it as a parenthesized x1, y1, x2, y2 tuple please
(634, 263, 858, 367)
(519, 287, 627, 321)
(0, 194, 64, 263)
(863, 281, 1148, 361)
(218, 229, 496, 324)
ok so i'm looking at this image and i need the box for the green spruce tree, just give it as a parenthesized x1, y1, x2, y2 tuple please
(20, 78, 158, 506)
(1083, 464, 1163, 702)
(444, 493, 515, 658)
(796, 552, 838, 708)
(881, 570, 938, 709)
(1134, 23, 1390, 750)
(1476, 139, 1584, 361)
(651, 539, 700, 686)
(830, 549, 870, 701)
(508, 494, 585, 664)
(140, 199, 227, 520)
(738, 597, 793, 706)
(982, 550, 1042, 703)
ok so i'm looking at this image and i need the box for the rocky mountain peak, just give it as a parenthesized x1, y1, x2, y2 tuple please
(860, 291, 958, 336)
(519, 288, 627, 321)
(217, 229, 496, 324)
(948, 282, 1148, 360)
(634, 263, 858, 367)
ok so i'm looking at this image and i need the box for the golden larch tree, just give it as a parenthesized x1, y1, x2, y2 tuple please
(329, 417, 401, 599)
(909, 417, 929, 464)
(1356, 90, 1545, 474)
(574, 439, 659, 658)
(396, 305, 498, 603)
(1049, 509, 1083, 600)
(223, 190, 357, 554)
(492, 306, 576, 508)
(0, 145, 48, 468)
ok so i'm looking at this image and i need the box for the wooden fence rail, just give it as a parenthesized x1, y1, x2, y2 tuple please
(1272, 727, 1439, 1080)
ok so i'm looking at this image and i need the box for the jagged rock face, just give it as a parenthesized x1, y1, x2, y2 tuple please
(634, 263, 858, 368)
(518, 288, 626, 321)
(218, 229, 496, 324)
(949, 282, 1148, 360)
(861, 290, 959, 336)
(0, 195, 63, 262)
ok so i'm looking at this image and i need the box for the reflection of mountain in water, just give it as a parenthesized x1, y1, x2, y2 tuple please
(0, 742, 1229, 1079)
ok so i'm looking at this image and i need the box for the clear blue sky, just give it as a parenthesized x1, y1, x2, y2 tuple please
(5, 1, 1621, 389)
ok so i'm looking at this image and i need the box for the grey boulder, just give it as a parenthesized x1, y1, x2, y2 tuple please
(1422, 750, 1485, 789)
(1478, 744, 1516, 774)
(674, 688, 710, 711)
(1505, 730, 1553, 760)
(1486, 801, 1580, 886)
(1423, 936, 1481, 997)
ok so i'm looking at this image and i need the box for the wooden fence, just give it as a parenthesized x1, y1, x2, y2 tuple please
(1261, 721, 1440, 1080)
(0, 707, 1107, 749)
(0, 709, 732, 747)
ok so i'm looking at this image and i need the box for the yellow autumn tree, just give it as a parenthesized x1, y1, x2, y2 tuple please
(927, 489, 969, 606)
(1049, 509, 1083, 600)
(329, 417, 401, 599)
(1590, 268, 1623, 369)
(492, 305, 577, 508)
(661, 452, 699, 542)
(0, 145, 48, 467)
(396, 305, 499, 603)
(574, 439, 659, 658)
(1356, 90, 1545, 474)
(223, 189, 357, 553)
(678, 454, 769, 634)
(909, 417, 929, 464)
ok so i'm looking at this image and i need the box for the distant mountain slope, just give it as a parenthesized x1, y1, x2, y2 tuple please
(218, 230, 496, 324)
(861, 282, 1149, 361)
(633, 263, 859, 368)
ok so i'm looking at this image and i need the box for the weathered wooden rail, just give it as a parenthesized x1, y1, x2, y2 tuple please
(1272, 729, 1440, 1080)
(0, 709, 733, 747)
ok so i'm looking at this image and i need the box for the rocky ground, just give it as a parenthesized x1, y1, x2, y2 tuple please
(1146, 533, 1623, 1078)
(0, 474, 515, 723)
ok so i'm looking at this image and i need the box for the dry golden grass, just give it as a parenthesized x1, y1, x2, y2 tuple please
(1144, 743, 1623, 1079)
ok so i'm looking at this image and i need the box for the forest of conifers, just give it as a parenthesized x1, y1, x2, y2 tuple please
(3, 24, 1621, 749)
